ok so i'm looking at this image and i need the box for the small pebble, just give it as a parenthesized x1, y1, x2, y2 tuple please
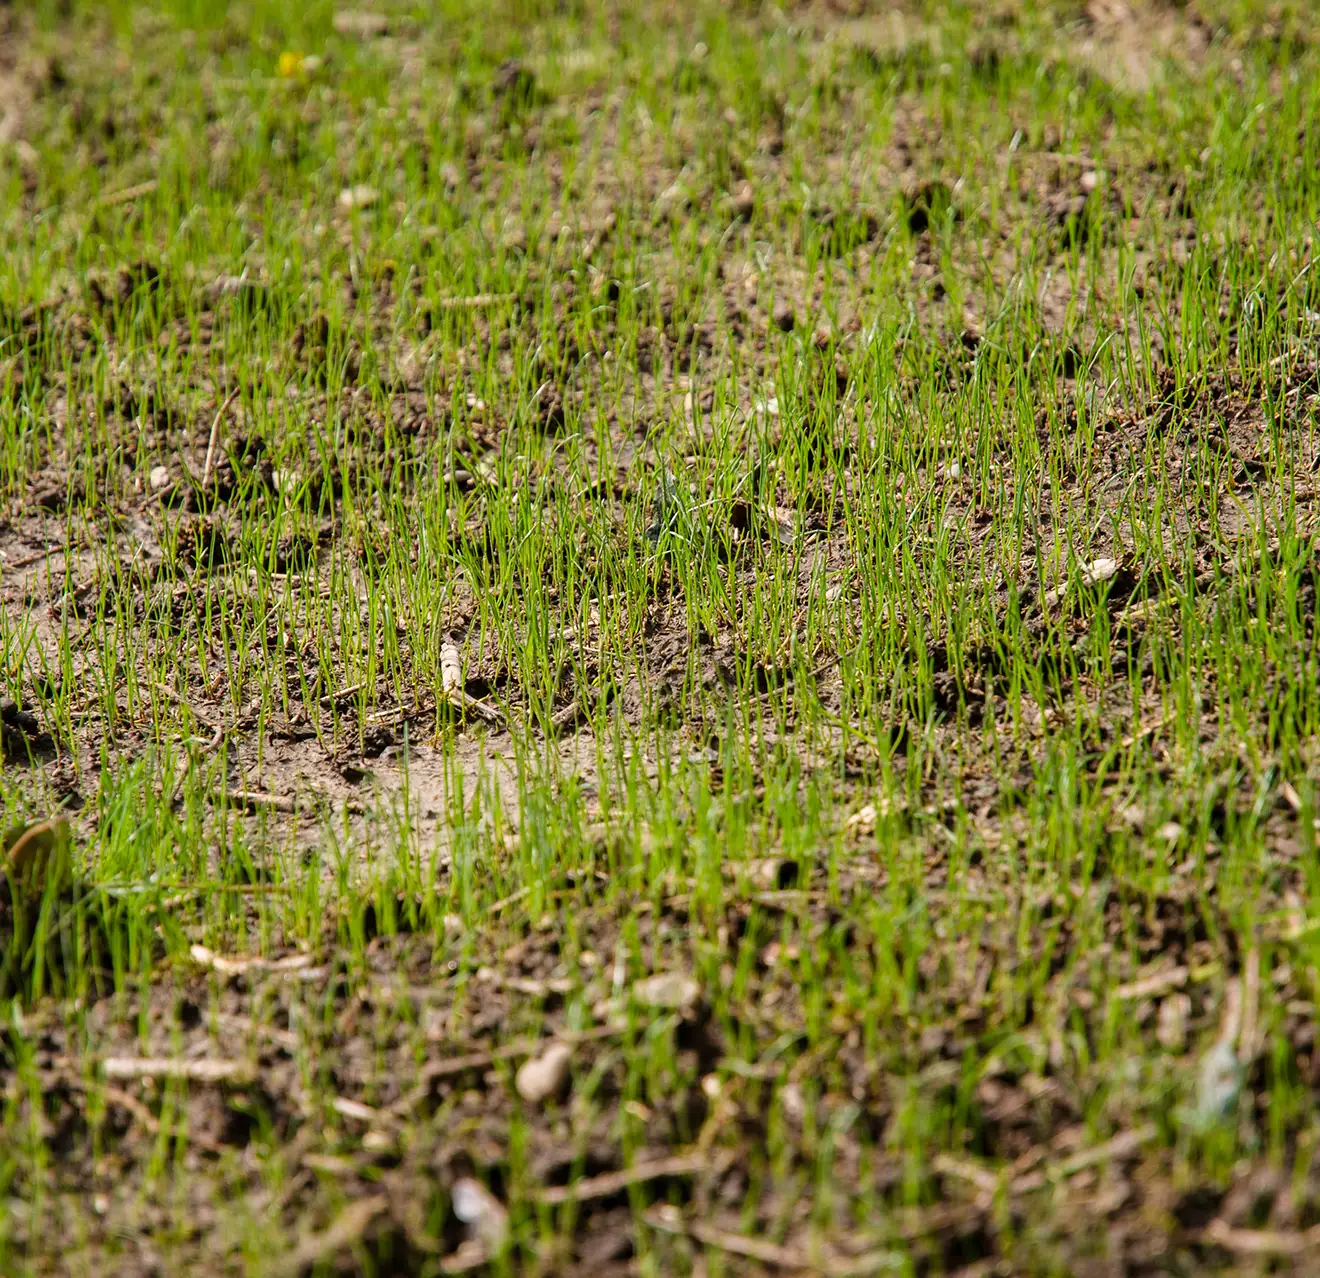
(515, 1041, 573, 1104)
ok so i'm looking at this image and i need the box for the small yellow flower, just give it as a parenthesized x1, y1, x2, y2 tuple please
(278, 51, 305, 78)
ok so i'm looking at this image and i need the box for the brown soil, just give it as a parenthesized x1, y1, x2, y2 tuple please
(2, 0, 1319, 1274)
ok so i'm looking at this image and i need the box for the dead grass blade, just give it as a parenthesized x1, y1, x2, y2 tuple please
(645, 1207, 809, 1267)
(201, 388, 239, 490)
(96, 179, 158, 207)
(102, 1056, 256, 1085)
(276, 1195, 391, 1276)
(1202, 1218, 1320, 1256)
(533, 1152, 706, 1206)
(436, 292, 518, 310)
(190, 944, 314, 976)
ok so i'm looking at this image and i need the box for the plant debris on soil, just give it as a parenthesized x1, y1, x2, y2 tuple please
(3, 0, 1320, 1274)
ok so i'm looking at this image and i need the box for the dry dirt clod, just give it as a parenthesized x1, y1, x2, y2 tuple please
(772, 300, 795, 332)
(515, 1041, 573, 1104)
(451, 1177, 509, 1248)
(633, 971, 701, 1010)
(149, 465, 171, 491)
